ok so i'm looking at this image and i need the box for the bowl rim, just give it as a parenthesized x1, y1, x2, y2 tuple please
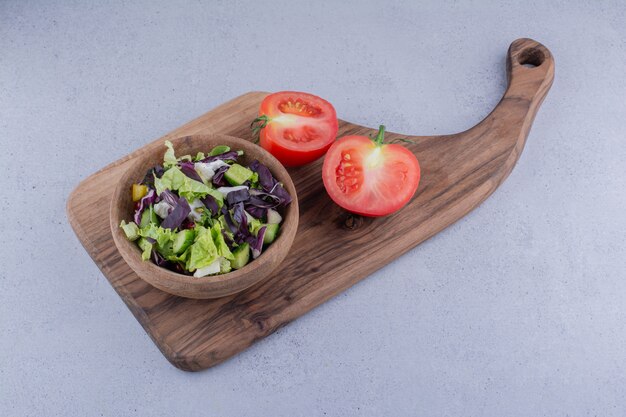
(109, 133, 299, 295)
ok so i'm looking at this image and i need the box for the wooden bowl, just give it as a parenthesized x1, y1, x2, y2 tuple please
(110, 134, 299, 299)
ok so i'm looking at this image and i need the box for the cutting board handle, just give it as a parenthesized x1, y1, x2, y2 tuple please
(459, 38, 554, 145)
(505, 38, 555, 103)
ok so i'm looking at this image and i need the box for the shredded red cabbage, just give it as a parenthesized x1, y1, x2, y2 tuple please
(226, 189, 250, 207)
(159, 189, 179, 206)
(141, 165, 164, 188)
(161, 193, 191, 229)
(133, 189, 157, 224)
(211, 165, 230, 187)
(172, 262, 193, 275)
(221, 229, 236, 250)
(249, 160, 273, 190)
(248, 190, 281, 208)
(152, 251, 191, 274)
(244, 204, 267, 220)
(221, 206, 238, 234)
(151, 250, 168, 267)
(181, 219, 195, 229)
(248, 226, 267, 259)
(232, 202, 246, 225)
(269, 183, 292, 206)
(231, 203, 251, 244)
(200, 150, 239, 164)
(248, 160, 292, 207)
(179, 161, 203, 183)
(200, 194, 219, 216)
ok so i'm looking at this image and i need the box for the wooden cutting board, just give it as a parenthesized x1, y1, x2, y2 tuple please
(66, 38, 554, 371)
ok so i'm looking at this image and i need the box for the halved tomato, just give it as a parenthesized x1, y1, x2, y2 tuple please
(254, 91, 338, 167)
(322, 126, 420, 217)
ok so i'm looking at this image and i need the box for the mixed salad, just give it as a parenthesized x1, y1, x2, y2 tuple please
(120, 141, 292, 277)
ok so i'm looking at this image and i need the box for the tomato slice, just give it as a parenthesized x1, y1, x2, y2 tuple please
(255, 91, 338, 167)
(322, 126, 420, 217)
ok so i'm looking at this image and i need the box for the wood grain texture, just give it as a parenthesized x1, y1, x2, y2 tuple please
(66, 38, 554, 371)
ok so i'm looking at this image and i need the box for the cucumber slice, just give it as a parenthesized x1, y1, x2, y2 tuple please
(172, 229, 195, 255)
(139, 206, 158, 228)
(224, 163, 253, 186)
(262, 223, 280, 244)
(267, 208, 282, 224)
(231, 243, 250, 270)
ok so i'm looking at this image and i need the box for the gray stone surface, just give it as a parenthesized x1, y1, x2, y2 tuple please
(1, 1, 625, 416)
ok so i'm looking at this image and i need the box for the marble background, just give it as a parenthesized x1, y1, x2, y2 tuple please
(1, 1, 625, 416)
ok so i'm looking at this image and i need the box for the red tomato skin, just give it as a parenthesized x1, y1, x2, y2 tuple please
(258, 91, 338, 167)
(322, 135, 420, 217)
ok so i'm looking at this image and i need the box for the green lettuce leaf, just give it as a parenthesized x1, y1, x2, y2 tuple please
(138, 223, 173, 245)
(137, 238, 153, 261)
(197, 210, 215, 228)
(248, 217, 262, 235)
(219, 257, 232, 273)
(211, 223, 234, 260)
(205, 188, 224, 206)
(178, 177, 212, 202)
(249, 172, 260, 189)
(217, 215, 231, 235)
(119, 220, 140, 241)
(209, 145, 230, 156)
(163, 140, 192, 168)
(186, 226, 218, 272)
(154, 166, 186, 196)
(163, 140, 178, 168)
(154, 165, 214, 202)
(165, 247, 190, 263)
(138, 223, 176, 256)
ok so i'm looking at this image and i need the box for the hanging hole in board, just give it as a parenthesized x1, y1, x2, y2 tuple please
(518, 48, 545, 68)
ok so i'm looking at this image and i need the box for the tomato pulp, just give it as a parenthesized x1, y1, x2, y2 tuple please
(322, 125, 420, 217)
(254, 91, 338, 167)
